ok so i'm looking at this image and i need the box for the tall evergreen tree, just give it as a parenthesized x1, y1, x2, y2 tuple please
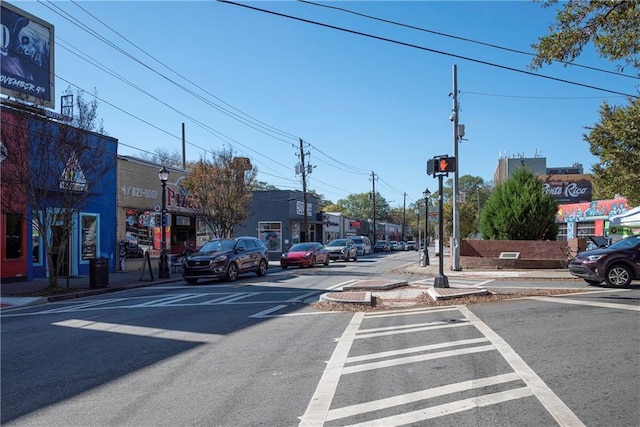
(480, 168, 559, 240)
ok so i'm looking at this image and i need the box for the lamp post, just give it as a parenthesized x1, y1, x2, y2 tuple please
(421, 188, 431, 266)
(415, 207, 420, 263)
(158, 166, 170, 278)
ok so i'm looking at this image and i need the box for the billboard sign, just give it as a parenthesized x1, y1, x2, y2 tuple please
(542, 175, 592, 203)
(1, 2, 55, 108)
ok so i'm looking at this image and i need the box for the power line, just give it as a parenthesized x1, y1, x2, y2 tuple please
(217, 0, 638, 99)
(298, 0, 639, 81)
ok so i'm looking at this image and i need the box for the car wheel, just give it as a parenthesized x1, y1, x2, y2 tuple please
(584, 279, 603, 285)
(324, 256, 330, 266)
(310, 256, 316, 268)
(226, 263, 239, 282)
(185, 278, 198, 284)
(605, 264, 633, 287)
(256, 259, 268, 276)
(353, 252, 357, 262)
(281, 265, 288, 270)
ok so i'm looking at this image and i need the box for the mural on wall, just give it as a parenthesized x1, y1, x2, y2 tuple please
(557, 199, 631, 223)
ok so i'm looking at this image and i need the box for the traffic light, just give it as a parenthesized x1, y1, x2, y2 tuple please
(427, 156, 456, 176)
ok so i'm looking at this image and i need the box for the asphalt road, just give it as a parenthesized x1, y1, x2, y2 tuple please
(2, 251, 639, 426)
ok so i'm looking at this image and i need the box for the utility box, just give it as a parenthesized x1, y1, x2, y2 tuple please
(89, 258, 109, 288)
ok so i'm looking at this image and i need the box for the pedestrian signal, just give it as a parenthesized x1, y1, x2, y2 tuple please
(427, 156, 456, 176)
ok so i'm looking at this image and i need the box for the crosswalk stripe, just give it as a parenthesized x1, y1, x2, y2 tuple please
(342, 387, 533, 427)
(346, 337, 489, 363)
(530, 295, 639, 311)
(326, 372, 521, 422)
(356, 321, 470, 339)
(342, 344, 495, 374)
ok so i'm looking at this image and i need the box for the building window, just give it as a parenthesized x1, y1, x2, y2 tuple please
(32, 219, 42, 264)
(576, 221, 595, 238)
(557, 223, 568, 241)
(80, 214, 98, 260)
(259, 221, 282, 251)
(5, 213, 22, 259)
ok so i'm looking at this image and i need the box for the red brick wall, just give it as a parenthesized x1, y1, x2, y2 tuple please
(457, 238, 587, 269)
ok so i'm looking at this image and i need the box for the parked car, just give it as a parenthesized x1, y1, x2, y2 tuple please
(569, 234, 640, 287)
(182, 237, 268, 283)
(374, 240, 390, 253)
(389, 241, 399, 251)
(351, 236, 372, 256)
(406, 240, 418, 251)
(325, 238, 358, 261)
(280, 242, 329, 269)
(397, 241, 406, 251)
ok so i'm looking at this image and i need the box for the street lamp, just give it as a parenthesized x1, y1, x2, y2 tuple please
(414, 207, 420, 263)
(421, 188, 431, 266)
(158, 165, 170, 278)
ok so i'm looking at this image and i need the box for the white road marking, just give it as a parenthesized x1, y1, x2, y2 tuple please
(327, 280, 359, 291)
(250, 305, 288, 318)
(459, 306, 585, 427)
(52, 319, 220, 343)
(364, 306, 460, 318)
(345, 337, 490, 363)
(299, 312, 365, 427)
(39, 299, 127, 314)
(529, 295, 639, 311)
(356, 321, 470, 339)
(342, 344, 495, 375)
(343, 387, 534, 427)
(326, 372, 521, 422)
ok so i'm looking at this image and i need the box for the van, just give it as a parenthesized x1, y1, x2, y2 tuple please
(350, 236, 372, 256)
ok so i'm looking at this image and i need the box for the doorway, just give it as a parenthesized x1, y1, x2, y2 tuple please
(51, 226, 69, 276)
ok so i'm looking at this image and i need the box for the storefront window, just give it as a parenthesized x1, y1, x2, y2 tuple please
(80, 214, 98, 260)
(32, 219, 41, 264)
(5, 213, 22, 259)
(259, 221, 282, 251)
(125, 208, 155, 249)
(576, 221, 595, 238)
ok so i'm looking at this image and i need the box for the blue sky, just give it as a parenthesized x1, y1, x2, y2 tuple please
(9, 1, 636, 209)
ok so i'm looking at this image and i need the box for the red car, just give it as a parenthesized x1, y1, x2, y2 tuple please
(280, 242, 330, 269)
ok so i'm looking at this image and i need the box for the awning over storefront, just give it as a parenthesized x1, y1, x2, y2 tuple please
(610, 206, 640, 227)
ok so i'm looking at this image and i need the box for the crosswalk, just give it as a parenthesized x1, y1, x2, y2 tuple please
(299, 306, 584, 427)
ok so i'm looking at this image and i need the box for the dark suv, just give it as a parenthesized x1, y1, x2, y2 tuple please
(182, 237, 268, 283)
(569, 234, 640, 287)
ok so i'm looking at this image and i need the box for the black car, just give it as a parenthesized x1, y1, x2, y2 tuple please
(569, 234, 640, 287)
(182, 237, 268, 283)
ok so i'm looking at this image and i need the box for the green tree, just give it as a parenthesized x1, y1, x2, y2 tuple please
(440, 175, 492, 239)
(251, 181, 280, 191)
(587, 98, 640, 206)
(530, 1, 640, 73)
(480, 168, 559, 240)
(336, 192, 391, 221)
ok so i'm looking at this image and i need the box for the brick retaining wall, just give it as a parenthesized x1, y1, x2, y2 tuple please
(456, 238, 587, 269)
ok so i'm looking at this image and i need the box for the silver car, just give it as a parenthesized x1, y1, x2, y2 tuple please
(325, 238, 358, 262)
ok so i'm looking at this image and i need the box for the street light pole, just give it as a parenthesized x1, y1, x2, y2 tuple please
(158, 166, 170, 278)
(421, 188, 431, 266)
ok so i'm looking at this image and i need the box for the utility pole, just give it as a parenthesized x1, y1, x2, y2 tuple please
(371, 171, 377, 243)
(451, 64, 461, 271)
(402, 192, 406, 241)
(297, 138, 311, 242)
(182, 123, 186, 170)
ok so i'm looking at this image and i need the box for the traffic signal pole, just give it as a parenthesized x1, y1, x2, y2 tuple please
(451, 64, 461, 271)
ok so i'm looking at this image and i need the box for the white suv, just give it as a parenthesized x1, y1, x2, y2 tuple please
(350, 236, 372, 256)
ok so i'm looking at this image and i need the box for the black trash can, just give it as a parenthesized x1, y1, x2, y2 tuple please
(89, 257, 109, 288)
